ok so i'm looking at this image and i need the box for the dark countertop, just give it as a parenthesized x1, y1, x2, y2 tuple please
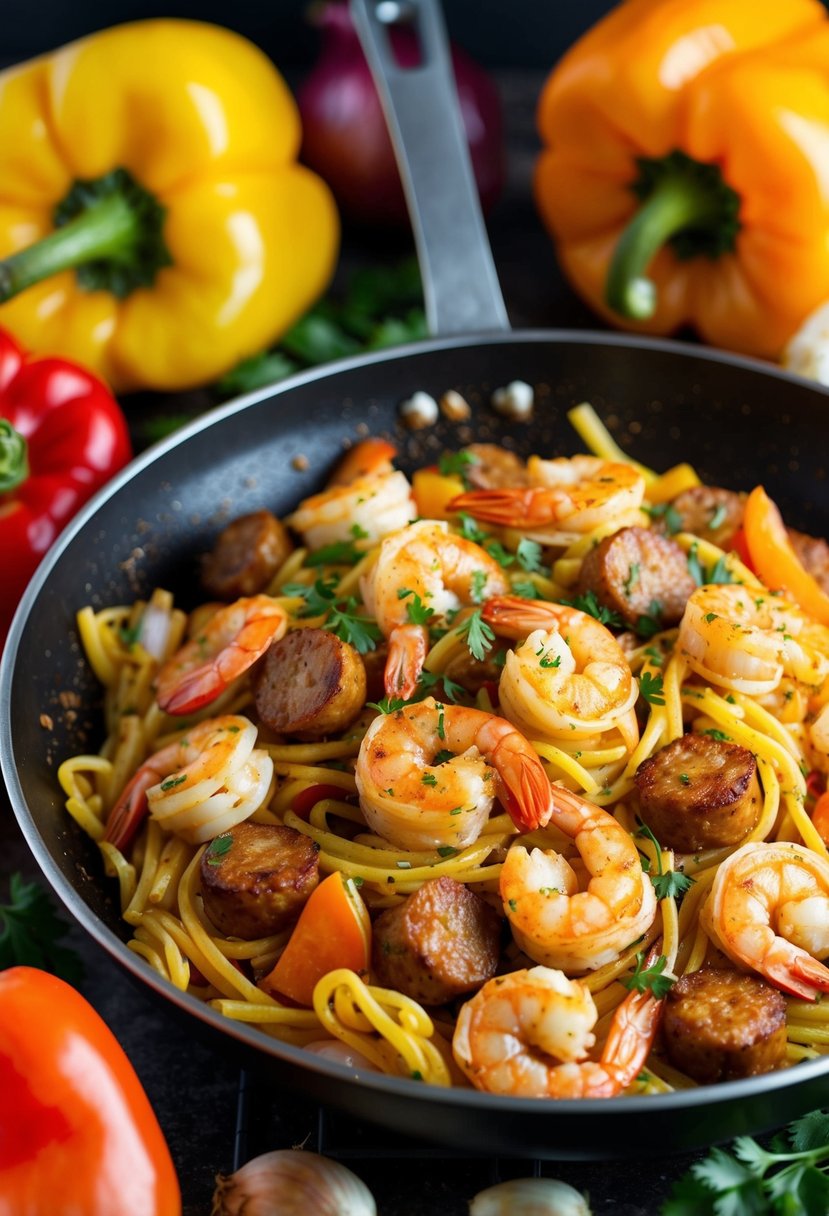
(0, 70, 806, 1215)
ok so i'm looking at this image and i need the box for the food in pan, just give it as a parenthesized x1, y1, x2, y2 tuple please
(59, 403, 829, 1098)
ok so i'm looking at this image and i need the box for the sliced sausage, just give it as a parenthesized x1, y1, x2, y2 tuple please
(253, 628, 366, 739)
(663, 967, 787, 1084)
(463, 444, 529, 489)
(634, 732, 761, 852)
(200, 821, 320, 940)
(789, 529, 829, 595)
(576, 526, 695, 629)
(201, 510, 293, 599)
(661, 486, 745, 547)
(371, 876, 501, 1006)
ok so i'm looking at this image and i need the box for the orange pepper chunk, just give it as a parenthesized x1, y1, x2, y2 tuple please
(411, 468, 464, 521)
(743, 485, 829, 626)
(261, 871, 371, 1007)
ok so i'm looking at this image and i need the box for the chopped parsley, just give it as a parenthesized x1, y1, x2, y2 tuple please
(398, 588, 435, 625)
(620, 951, 675, 998)
(367, 697, 407, 715)
(160, 773, 187, 791)
(306, 539, 363, 567)
(636, 822, 695, 901)
(563, 589, 625, 629)
(516, 537, 545, 574)
(639, 671, 666, 705)
(470, 569, 488, 604)
(205, 835, 233, 866)
(438, 449, 479, 481)
(433, 749, 455, 765)
(623, 563, 640, 596)
(635, 600, 664, 639)
(645, 502, 683, 535)
(421, 773, 438, 787)
(437, 846, 458, 858)
(457, 609, 496, 661)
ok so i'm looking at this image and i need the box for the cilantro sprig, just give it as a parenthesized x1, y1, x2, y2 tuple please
(0, 873, 84, 984)
(636, 823, 695, 901)
(282, 576, 381, 654)
(662, 1109, 829, 1216)
(457, 609, 496, 661)
(620, 950, 675, 998)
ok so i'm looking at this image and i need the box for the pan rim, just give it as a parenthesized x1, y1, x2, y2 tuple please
(3, 325, 829, 1123)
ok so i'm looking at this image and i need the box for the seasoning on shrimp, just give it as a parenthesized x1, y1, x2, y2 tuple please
(452, 964, 663, 1098)
(483, 596, 639, 749)
(449, 455, 646, 545)
(500, 785, 656, 972)
(355, 696, 552, 851)
(361, 520, 509, 699)
(703, 840, 829, 1001)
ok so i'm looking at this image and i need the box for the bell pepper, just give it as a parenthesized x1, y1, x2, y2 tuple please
(0, 966, 181, 1215)
(0, 327, 131, 647)
(0, 19, 339, 392)
(535, 0, 829, 360)
(742, 486, 829, 625)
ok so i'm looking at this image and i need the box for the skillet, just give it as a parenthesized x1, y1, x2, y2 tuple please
(2, 0, 829, 1160)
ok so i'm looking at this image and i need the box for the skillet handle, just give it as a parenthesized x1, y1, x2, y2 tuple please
(350, 0, 510, 337)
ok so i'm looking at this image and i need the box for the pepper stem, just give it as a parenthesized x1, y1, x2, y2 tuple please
(605, 151, 741, 321)
(0, 420, 28, 493)
(0, 167, 171, 302)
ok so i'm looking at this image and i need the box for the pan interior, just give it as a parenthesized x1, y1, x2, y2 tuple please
(5, 331, 829, 1142)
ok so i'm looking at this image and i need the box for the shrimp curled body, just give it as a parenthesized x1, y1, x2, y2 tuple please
(361, 520, 509, 699)
(705, 840, 829, 1001)
(104, 715, 273, 850)
(449, 456, 646, 545)
(355, 697, 553, 851)
(678, 585, 829, 696)
(483, 596, 639, 749)
(500, 786, 657, 972)
(452, 965, 662, 1098)
(155, 596, 288, 716)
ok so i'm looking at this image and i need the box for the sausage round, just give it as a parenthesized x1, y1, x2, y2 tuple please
(576, 526, 696, 629)
(635, 732, 761, 853)
(663, 486, 745, 547)
(663, 967, 787, 1084)
(202, 510, 293, 599)
(253, 627, 366, 739)
(200, 821, 320, 940)
(789, 529, 829, 595)
(371, 876, 501, 1005)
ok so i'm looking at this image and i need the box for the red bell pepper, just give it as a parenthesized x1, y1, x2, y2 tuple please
(0, 327, 131, 646)
(0, 966, 181, 1215)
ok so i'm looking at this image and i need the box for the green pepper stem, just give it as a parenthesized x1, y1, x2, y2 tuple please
(605, 172, 728, 321)
(0, 419, 29, 493)
(0, 193, 141, 303)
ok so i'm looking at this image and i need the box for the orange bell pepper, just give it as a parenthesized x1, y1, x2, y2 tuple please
(535, 0, 829, 360)
(261, 871, 370, 1007)
(743, 486, 829, 625)
(0, 966, 180, 1215)
(813, 791, 829, 845)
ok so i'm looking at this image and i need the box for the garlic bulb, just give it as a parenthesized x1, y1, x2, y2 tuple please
(212, 1149, 376, 1216)
(470, 1177, 592, 1216)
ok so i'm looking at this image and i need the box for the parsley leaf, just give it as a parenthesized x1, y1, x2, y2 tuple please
(516, 538, 545, 574)
(639, 671, 666, 705)
(416, 669, 466, 705)
(438, 450, 479, 480)
(457, 609, 496, 661)
(563, 590, 625, 629)
(367, 697, 407, 714)
(511, 579, 541, 600)
(326, 599, 382, 653)
(646, 502, 683, 535)
(620, 951, 675, 998)
(0, 873, 84, 984)
(205, 835, 233, 866)
(398, 588, 435, 625)
(636, 822, 695, 902)
(305, 540, 365, 568)
(282, 577, 338, 617)
(635, 599, 664, 639)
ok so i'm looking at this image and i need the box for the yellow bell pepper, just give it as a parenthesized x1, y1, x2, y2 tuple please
(0, 20, 339, 392)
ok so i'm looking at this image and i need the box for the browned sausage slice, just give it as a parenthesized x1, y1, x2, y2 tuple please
(253, 627, 366, 739)
(576, 526, 696, 629)
(789, 529, 829, 595)
(662, 486, 745, 546)
(200, 821, 320, 940)
(202, 510, 294, 599)
(371, 876, 501, 1005)
(663, 967, 787, 1083)
(634, 732, 761, 852)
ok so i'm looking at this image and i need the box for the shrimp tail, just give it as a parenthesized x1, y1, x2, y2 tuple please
(776, 951, 829, 1001)
(158, 668, 223, 716)
(483, 595, 560, 639)
(385, 623, 428, 700)
(595, 988, 663, 1095)
(329, 438, 397, 486)
(492, 739, 554, 832)
(448, 488, 545, 527)
(104, 769, 157, 852)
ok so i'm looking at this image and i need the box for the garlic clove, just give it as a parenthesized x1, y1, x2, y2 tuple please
(212, 1148, 377, 1216)
(470, 1177, 592, 1216)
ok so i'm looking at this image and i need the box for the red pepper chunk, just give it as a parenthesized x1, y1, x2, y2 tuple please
(0, 966, 181, 1215)
(0, 327, 131, 646)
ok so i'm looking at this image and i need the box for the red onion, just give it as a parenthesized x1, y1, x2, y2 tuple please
(297, 0, 505, 227)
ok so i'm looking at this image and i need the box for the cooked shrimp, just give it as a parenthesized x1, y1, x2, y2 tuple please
(104, 715, 273, 850)
(678, 584, 829, 696)
(705, 841, 829, 1001)
(155, 595, 288, 716)
(452, 964, 663, 1098)
(361, 520, 510, 699)
(809, 701, 829, 775)
(449, 456, 646, 545)
(286, 438, 415, 552)
(354, 696, 553, 851)
(483, 596, 639, 749)
(500, 785, 657, 972)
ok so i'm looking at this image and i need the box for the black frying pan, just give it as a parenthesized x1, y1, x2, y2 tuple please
(2, 0, 829, 1161)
